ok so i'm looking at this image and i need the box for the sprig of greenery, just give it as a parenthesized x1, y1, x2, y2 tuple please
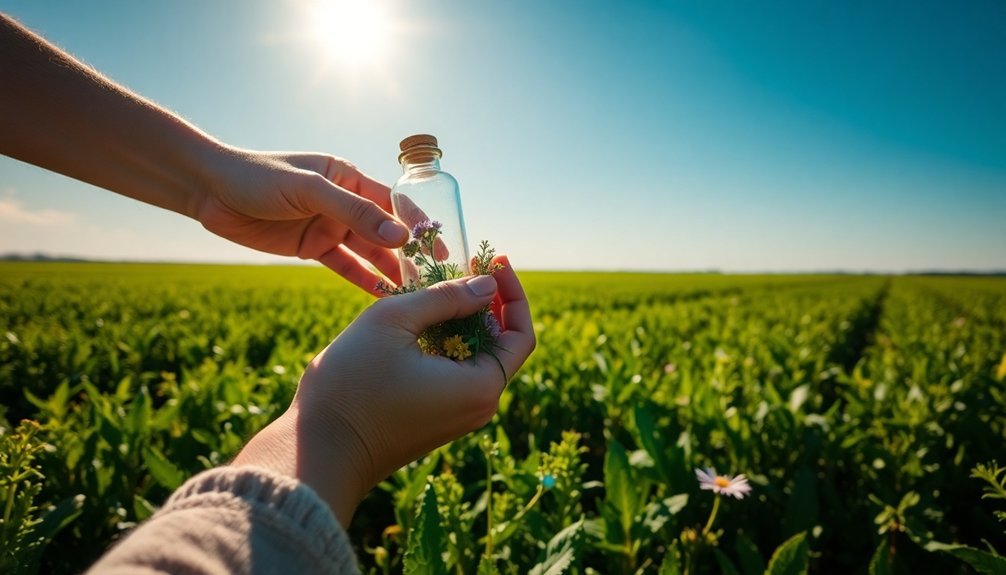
(971, 461, 1006, 524)
(0, 420, 46, 573)
(377, 221, 503, 363)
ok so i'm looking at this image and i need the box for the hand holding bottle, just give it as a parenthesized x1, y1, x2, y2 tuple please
(196, 148, 409, 293)
(0, 14, 409, 295)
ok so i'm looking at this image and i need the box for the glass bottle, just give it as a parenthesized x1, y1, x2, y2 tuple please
(390, 134, 471, 287)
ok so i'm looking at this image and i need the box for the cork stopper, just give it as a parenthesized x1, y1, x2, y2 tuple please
(398, 134, 442, 164)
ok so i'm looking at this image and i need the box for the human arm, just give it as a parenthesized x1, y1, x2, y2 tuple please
(0, 13, 408, 293)
(88, 257, 534, 571)
(231, 255, 536, 525)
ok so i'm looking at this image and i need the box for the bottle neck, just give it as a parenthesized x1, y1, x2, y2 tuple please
(401, 156, 441, 176)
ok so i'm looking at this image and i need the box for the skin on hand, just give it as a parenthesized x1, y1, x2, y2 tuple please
(198, 149, 410, 293)
(232, 255, 535, 526)
(0, 14, 409, 296)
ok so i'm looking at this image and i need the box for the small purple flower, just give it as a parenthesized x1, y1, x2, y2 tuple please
(411, 220, 442, 240)
(483, 313, 502, 338)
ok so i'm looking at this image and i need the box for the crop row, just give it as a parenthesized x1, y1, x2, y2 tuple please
(1, 264, 1003, 573)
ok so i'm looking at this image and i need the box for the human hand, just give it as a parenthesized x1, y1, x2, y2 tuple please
(197, 148, 409, 294)
(232, 255, 535, 525)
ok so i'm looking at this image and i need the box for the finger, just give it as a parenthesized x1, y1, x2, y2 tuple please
(289, 154, 395, 214)
(317, 245, 389, 297)
(372, 275, 498, 334)
(433, 237, 450, 262)
(299, 174, 409, 248)
(344, 232, 402, 286)
(493, 255, 532, 336)
(393, 194, 450, 260)
(488, 255, 535, 378)
(392, 193, 428, 228)
(328, 160, 396, 214)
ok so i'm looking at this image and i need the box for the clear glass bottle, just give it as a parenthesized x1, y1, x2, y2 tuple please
(390, 134, 471, 286)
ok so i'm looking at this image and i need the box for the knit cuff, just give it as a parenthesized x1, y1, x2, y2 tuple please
(161, 465, 359, 574)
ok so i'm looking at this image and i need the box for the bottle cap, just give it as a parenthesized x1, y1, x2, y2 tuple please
(399, 134, 442, 163)
(400, 134, 438, 151)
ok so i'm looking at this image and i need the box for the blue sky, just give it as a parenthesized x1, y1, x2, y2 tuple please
(2, 0, 1004, 272)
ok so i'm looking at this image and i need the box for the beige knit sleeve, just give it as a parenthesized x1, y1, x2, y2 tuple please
(87, 465, 360, 575)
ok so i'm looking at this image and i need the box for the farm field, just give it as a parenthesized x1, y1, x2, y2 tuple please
(1, 262, 1005, 574)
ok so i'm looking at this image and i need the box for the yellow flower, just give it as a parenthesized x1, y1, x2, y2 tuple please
(443, 335, 472, 360)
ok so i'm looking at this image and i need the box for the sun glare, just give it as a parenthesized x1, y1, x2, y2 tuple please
(309, 0, 390, 67)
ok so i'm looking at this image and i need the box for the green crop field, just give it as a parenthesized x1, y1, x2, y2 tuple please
(2, 263, 1005, 574)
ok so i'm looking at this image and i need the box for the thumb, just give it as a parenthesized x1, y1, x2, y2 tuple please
(300, 174, 409, 247)
(377, 275, 498, 334)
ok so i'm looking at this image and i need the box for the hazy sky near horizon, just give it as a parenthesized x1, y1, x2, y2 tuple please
(2, 0, 1004, 273)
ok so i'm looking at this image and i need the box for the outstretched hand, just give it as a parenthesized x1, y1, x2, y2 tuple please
(232, 255, 535, 525)
(198, 149, 409, 294)
(0, 16, 409, 295)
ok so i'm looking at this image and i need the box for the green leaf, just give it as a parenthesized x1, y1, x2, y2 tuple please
(637, 493, 688, 540)
(142, 445, 185, 490)
(765, 532, 809, 575)
(925, 542, 1006, 575)
(401, 454, 441, 508)
(128, 385, 152, 436)
(529, 518, 585, 575)
(403, 484, 447, 575)
(869, 540, 892, 575)
(477, 555, 500, 575)
(604, 439, 638, 537)
(715, 549, 742, 575)
(133, 494, 158, 522)
(34, 494, 84, 543)
(736, 532, 766, 575)
(634, 402, 670, 480)
(657, 541, 682, 575)
(782, 466, 818, 537)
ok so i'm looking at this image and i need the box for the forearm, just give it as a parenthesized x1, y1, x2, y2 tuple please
(231, 407, 369, 528)
(0, 13, 223, 219)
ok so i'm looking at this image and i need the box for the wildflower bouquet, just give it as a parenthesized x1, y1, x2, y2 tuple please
(377, 220, 503, 363)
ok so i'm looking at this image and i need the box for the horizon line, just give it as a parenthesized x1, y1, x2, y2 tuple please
(2, 253, 1005, 277)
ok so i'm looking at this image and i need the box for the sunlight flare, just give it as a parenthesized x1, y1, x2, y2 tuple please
(307, 0, 390, 67)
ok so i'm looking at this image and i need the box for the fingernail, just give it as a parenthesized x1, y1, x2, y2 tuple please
(467, 275, 497, 297)
(379, 220, 408, 244)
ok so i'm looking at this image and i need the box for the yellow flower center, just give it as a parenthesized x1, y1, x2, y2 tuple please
(443, 335, 472, 360)
(714, 476, 731, 488)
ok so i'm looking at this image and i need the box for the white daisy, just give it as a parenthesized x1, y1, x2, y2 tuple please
(695, 467, 752, 499)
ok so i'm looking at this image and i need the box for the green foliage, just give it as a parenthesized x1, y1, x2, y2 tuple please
(971, 461, 1006, 524)
(528, 518, 585, 575)
(766, 532, 809, 575)
(379, 226, 502, 363)
(2, 264, 1006, 573)
(0, 420, 83, 574)
(869, 539, 893, 575)
(924, 542, 1006, 575)
(0, 420, 46, 572)
(403, 485, 447, 575)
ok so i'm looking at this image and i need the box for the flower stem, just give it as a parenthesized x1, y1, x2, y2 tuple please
(517, 485, 545, 521)
(485, 449, 494, 561)
(702, 495, 721, 535)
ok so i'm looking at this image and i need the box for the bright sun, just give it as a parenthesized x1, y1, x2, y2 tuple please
(308, 0, 390, 67)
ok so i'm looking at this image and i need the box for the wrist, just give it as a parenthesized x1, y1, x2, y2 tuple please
(172, 132, 233, 221)
(231, 407, 368, 527)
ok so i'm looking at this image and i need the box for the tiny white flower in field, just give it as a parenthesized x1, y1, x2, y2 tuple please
(696, 467, 752, 499)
